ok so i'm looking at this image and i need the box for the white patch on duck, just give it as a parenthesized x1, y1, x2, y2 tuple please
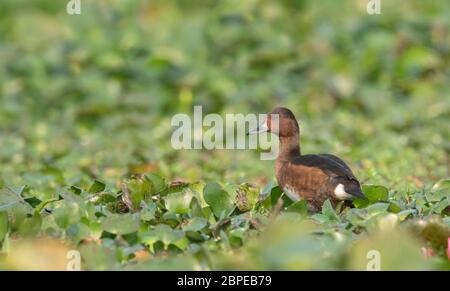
(334, 183, 353, 200)
(283, 184, 300, 201)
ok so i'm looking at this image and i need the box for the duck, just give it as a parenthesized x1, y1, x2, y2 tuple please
(248, 107, 365, 212)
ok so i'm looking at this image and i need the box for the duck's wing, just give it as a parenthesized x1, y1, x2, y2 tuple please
(318, 154, 352, 173)
(291, 154, 364, 198)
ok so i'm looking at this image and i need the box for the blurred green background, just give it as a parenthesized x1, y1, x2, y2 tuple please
(1, 0, 449, 191)
(0, 0, 449, 270)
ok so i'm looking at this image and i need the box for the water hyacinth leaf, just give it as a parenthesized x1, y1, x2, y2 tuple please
(388, 201, 403, 213)
(162, 212, 181, 228)
(235, 183, 259, 212)
(102, 213, 141, 235)
(140, 203, 158, 221)
(66, 223, 91, 244)
(285, 200, 308, 216)
(321, 200, 340, 222)
(24, 197, 42, 208)
(362, 185, 389, 203)
(70, 186, 82, 195)
(58, 189, 83, 205)
(8, 186, 26, 196)
(312, 213, 331, 224)
(182, 217, 207, 232)
(92, 193, 116, 205)
(346, 208, 367, 227)
(88, 180, 106, 193)
(203, 182, 233, 218)
(172, 237, 190, 251)
(8, 203, 30, 231)
(365, 202, 390, 215)
(260, 185, 283, 209)
(167, 181, 191, 195)
(397, 209, 417, 221)
(229, 228, 246, 247)
(164, 190, 193, 214)
(0, 187, 32, 213)
(145, 173, 167, 195)
(53, 202, 81, 229)
(121, 176, 154, 210)
(185, 231, 205, 243)
(431, 179, 450, 193)
(425, 191, 446, 203)
(141, 224, 184, 246)
(19, 214, 42, 237)
(353, 197, 370, 208)
(189, 197, 205, 218)
(430, 197, 450, 214)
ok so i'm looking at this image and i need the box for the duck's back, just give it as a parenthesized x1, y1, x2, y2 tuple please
(276, 154, 364, 211)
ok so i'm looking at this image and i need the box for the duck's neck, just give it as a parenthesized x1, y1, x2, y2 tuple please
(277, 135, 301, 162)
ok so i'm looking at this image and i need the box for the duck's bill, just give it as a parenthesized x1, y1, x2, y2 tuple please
(247, 121, 269, 135)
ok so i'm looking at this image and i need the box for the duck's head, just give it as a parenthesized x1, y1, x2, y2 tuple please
(247, 107, 299, 138)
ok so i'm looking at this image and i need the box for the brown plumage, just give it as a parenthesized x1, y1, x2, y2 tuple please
(249, 107, 365, 212)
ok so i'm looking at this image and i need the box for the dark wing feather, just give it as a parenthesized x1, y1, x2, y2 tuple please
(291, 154, 364, 198)
(319, 154, 352, 173)
(291, 154, 355, 180)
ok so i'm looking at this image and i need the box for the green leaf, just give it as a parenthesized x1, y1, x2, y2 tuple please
(312, 213, 331, 224)
(365, 202, 390, 215)
(182, 217, 207, 232)
(140, 224, 184, 247)
(346, 208, 367, 227)
(285, 200, 308, 216)
(121, 176, 154, 210)
(203, 182, 233, 218)
(145, 173, 167, 194)
(58, 189, 83, 205)
(388, 201, 403, 213)
(66, 223, 91, 244)
(0, 187, 32, 213)
(19, 214, 42, 236)
(425, 190, 446, 203)
(362, 185, 389, 203)
(88, 180, 106, 193)
(353, 197, 370, 208)
(70, 186, 82, 195)
(53, 202, 81, 229)
(431, 197, 450, 214)
(102, 213, 141, 235)
(235, 183, 259, 211)
(397, 209, 417, 221)
(24, 197, 42, 208)
(260, 185, 283, 209)
(321, 200, 340, 222)
(189, 197, 205, 218)
(140, 203, 158, 221)
(164, 190, 193, 214)
(431, 179, 450, 193)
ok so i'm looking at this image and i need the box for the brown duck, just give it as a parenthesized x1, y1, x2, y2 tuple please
(248, 107, 365, 212)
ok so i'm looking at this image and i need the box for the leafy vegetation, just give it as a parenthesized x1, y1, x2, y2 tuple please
(0, 0, 449, 270)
